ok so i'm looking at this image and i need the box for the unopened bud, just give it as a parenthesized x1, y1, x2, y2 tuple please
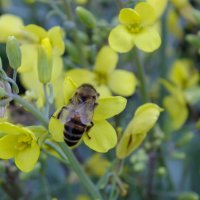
(6, 36, 22, 70)
(76, 6, 96, 29)
(157, 166, 167, 176)
(37, 38, 52, 84)
(186, 34, 200, 48)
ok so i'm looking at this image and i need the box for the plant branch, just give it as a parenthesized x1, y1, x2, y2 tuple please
(133, 49, 149, 102)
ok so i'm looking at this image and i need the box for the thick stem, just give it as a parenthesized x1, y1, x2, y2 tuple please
(10, 94, 49, 127)
(133, 49, 149, 102)
(59, 143, 103, 200)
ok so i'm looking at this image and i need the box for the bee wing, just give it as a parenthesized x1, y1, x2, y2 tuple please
(77, 102, 95, 125)
(56, 105, 76, 124)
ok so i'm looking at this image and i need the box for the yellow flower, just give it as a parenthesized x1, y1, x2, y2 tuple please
(162, 59, 199, 130)
(0, 14, 24, 42)
(169, 59, 199, 89)
(0, 122, 40, 172)
(167, 9, 183, 39)
(67, 46, 137, 97)
(162, 79, 188, 130)
(85, 153, 110, 177)
(108, 2, 161, 53)
(117, 103, 163, 159)
(18, 25, 65, 108)
(49, 77, 127, 153)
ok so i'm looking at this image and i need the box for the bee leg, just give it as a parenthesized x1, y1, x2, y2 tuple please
(86, 122, 94, 139)
(94, 102, 98, 107)
(56, 106, 68, 119)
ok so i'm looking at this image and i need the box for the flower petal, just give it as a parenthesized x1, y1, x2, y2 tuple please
(108, 70, 137, 96)
(93, 96, 127, 121)
(48, 26, 65, 56)
(109, 25, 134, 53)
(23, 24, 47, 42)
(49, 108, 65, 142)
(0, 135, 18, 159)
(0, 14, 24, 42)
(52, 56, 64, 81)
(66, 69, 96, 87)
(15, 144, 40, 172)
(116, 132, 147, 159)
(116, 103, 163, 159)
(119, 8, 141, 26)
(134, 27, 161, 52)
(96, 85, 112, 97)
(147, 0, 168, 19)
(94, 46, 118, 75)
(83, 120, 117, 152)
(135, 2, 156, 26)
(0, 122, 26, 135)
(18, 44, 37, 73)
(163, 95, 188, 130)
(63, 76, 78, 104)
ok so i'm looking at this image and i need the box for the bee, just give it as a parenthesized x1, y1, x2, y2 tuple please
(55, 84, 99, 147)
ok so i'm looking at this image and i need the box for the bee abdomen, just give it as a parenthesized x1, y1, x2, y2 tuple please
(64, 121, 87, 147)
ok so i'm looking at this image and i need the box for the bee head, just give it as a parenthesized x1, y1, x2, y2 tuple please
(75, 84, 99, 103)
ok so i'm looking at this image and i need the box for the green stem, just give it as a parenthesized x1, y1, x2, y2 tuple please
(45, 141, 69, 164)
(9, 93, 49, 127)
(8, 93, 102, 200)
(43, 84, 50, 118)
(62, 0, 88, 68)
(59, 143, 103, 200)
(12, 69, 17, 83)
(133, 49, 149, 102)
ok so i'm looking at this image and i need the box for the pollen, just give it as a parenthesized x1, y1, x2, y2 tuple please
(127, 24, 142, 33)
(15, 134, 33, 151)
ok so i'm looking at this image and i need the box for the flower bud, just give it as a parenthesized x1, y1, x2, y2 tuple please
(6, 36, 22, 70)
(186, 34, 200, 48)
(76, 6, 96, 29)
(37, 38, 52, 84)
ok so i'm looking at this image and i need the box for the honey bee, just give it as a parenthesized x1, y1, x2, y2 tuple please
(55, 84, 99, 147)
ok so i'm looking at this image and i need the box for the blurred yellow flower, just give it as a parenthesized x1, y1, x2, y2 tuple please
(0, 122, 40, 172)
(162, 59, 199, 130)
(167, 9, 183, 39)
(18, 25, 65, 108)
(171, 0, 196, 23)
(49, 77, 127, 153)
(67, 46, 137, 97)
(147, 0, 168, 19)
(169, 59, 199, 89)
(108, 2, 161, 53)
(85, 153, 110, 177)
(0, 14, 24, 42)
(117, 103, 163, 159)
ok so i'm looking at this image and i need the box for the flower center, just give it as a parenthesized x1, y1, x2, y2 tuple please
(127, 24, 142, 33)
(15, 134, 33, 151)
(96, 73, 108, 85)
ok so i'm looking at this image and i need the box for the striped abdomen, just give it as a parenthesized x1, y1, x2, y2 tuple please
(64, 118, 87, 147)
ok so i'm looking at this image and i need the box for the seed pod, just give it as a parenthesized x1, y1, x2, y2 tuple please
(6, 36, 22, 70)
(76, 6, 96, 29)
